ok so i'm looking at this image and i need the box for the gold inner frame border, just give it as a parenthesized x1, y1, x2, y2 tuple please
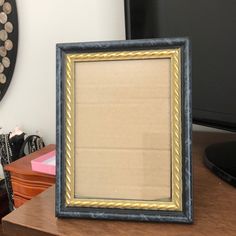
(64, 49, 182, 211)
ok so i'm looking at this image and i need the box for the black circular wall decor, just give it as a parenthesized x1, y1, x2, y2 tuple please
(0, 0, 18, 102)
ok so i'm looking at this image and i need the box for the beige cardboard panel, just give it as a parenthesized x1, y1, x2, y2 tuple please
(76, 102, 170, 149)
(76, 86, 169, 103)
(75, 149, 171, 200)
(75, 59, 170, 86)
(74, 58, 171, 201)
(75, 59, 170, 103)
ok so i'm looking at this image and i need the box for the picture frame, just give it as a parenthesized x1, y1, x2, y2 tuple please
(56, 38, 192, 223)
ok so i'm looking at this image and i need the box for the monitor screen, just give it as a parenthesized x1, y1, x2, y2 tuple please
(125, 0, 236, 131)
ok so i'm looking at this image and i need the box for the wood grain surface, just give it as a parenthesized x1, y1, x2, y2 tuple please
(4, 145, 56, 207)
(4, 145, 56, 176)
(2, 132, 236, 236)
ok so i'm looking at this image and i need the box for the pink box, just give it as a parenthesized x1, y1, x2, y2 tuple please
(31, 150, 56, 175)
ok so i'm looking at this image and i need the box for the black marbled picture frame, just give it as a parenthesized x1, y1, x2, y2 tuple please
(56, 38, 192, 223)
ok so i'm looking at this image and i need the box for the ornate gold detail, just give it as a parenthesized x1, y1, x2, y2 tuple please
(65, 55, 75, 205)
(69, 199, 178, 210)
(171, 49, 182, 210)
(65, 49, 182, 211)
(69, 49, 177, 61)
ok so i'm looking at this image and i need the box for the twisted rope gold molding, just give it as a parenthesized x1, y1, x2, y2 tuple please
(69, 199, 178, 210)
(65, 55, 74, 205)
(65, 49, 182, 211)
(171, 50, 182, 210)
(69, 49, 178, 61)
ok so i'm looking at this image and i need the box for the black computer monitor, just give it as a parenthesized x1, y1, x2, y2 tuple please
(124, 0, 236, 186)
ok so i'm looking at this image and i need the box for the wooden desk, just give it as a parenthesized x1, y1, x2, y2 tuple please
(2, 132, 236, 236)
(4, 145, 56, 207)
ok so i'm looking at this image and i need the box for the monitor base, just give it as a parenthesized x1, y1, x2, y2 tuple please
(204, 141, 236, 187)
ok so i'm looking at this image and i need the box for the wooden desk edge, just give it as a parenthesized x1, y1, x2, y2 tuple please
(4, 144, 56, 177)
(2, 220, 55, 236)
(2, 186, 56, 236)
